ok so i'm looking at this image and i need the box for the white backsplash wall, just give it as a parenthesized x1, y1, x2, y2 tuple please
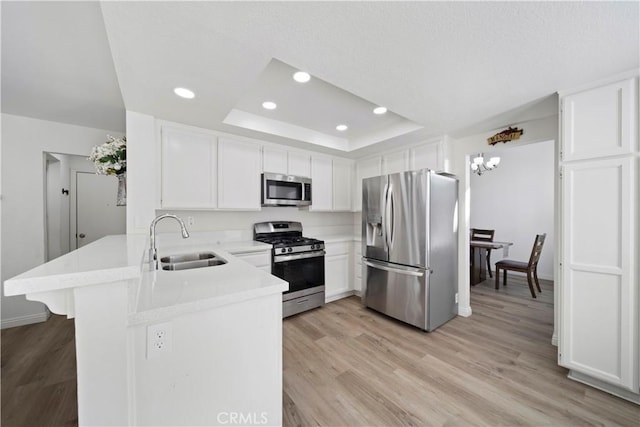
(155, 208, 357, 241)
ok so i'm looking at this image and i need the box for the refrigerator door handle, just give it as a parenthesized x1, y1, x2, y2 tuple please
(364, 260, 425, 277)
(389, 184, 395, 249)
(383, 182, 391, 251)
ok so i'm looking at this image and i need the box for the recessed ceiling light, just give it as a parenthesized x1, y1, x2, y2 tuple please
(336, 124, 348, 131)
(262, 101, 277, 110)
(373, 106, 387, 115)
(293, 71, 311, 83)
(174, 87, 195, 99)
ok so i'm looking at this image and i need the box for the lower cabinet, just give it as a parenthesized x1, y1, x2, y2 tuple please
(353, 243, 362, 294)
(324, 241, 352, 302)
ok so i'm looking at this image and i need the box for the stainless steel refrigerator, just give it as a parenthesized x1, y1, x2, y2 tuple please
(362, 169, 458, 331)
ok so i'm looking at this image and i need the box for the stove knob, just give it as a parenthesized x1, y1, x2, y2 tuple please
(281, 248, 286, 254)
(287, 247, 293, 253)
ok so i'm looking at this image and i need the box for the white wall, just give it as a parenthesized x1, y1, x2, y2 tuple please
(450, 112, 559, 317)
(1, 114, 122, 328)
(470, 140, 555, 279)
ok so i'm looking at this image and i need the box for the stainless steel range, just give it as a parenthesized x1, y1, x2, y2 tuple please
(254, 221, 325, 317)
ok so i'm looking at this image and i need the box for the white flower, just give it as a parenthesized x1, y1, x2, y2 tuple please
(89, 135, 127, 176)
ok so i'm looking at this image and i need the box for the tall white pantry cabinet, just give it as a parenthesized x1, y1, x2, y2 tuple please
(558, 73, 639, 402)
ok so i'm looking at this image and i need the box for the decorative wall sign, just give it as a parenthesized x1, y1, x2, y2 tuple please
(487, 127, 524, 146)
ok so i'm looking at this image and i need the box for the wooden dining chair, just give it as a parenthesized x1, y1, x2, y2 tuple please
(495, 234, 546, 298)
(471, 228, 496, 278)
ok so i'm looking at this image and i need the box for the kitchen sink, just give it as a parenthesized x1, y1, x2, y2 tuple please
(160, 252, 227, 271)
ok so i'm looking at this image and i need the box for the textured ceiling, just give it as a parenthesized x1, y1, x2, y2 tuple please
(2, 1, 638, 155)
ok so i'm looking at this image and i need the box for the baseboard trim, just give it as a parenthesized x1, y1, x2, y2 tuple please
(1, 310, 50, 329)
(568, 370, 640, 404)
(458, 305, 472, 317)
(551, 332, 558, 346)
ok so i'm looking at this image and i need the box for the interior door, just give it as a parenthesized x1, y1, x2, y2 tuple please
(76, 172, 126, 248)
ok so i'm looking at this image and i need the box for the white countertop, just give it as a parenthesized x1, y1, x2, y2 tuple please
(321, 234, 360, 243)
(4, 233, 286, 325)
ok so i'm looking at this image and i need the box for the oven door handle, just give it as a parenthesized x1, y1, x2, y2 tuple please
(274, 250, 326, 263)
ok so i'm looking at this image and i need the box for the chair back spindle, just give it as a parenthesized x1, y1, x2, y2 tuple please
(528, 234, 546, 267)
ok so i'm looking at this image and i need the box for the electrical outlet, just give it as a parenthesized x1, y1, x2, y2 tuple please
(187, 216, 195, 226)
(147, 322, 172, 359)
(455, 293, 459, 303)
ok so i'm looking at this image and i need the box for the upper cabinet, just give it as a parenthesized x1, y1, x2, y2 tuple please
(161, 126, 217, 209)
(332, 159, 353, 211)
(310, 155, 332, 211)
(288, 151, 311, 177)
(382, 150, 410, 175)
(410, 142, 440, 171)
(218, 137, 262, 210)
(353, 156, 383, 211)
(310, 155, 353, 212)
(562, 78, 637, 161)
(262, 146, 288, 174)
(262, 146, 311, 177)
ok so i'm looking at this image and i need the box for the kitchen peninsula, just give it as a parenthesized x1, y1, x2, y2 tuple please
(3, 233, 287, 426)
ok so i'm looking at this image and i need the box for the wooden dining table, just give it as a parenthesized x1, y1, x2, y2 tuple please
(470, 240, 513, 286)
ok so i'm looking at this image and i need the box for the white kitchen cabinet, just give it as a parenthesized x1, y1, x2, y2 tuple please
(310, 155, 332, 211)
(353, 242, 362, 294)
(288, 151, 311, 177)
(262, 146, 288, 174)
(559, 75, 639, 399)
(383, 150, 410, 174)
(410, 142, 440, 171)
(262, 146, 311, 177)
(161, 126, 217, 209)
(353, 156, 382, 211)
(325, 241, 352, 302)
(218, 137, 262, 210)
(562, 78, 636, 161)
(332, 158, 353, 211)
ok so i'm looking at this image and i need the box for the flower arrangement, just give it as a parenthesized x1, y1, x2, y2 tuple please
(89, 135, 127, 175)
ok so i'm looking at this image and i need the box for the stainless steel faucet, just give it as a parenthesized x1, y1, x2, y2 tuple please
(149, 214, 190, 269)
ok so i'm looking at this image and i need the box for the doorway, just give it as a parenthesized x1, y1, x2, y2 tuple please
(44, 153, 126, 259)
(467, 140, 555, 311)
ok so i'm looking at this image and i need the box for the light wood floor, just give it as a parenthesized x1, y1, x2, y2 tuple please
(2, 277, 638, 426)
(283, 277, 640, 426)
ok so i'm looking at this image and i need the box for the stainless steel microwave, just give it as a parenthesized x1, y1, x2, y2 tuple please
(261, 173, 312, 207)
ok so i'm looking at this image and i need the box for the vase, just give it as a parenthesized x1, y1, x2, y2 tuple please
(116, 172, 127, 206)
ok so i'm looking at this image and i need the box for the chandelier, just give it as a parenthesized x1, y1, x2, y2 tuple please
(470, 153, 500, 175)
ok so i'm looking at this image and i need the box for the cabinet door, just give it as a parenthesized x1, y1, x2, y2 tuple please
(161, 127, 216, 208)
(562, 78, 636, 161)
(262, 146, 288, 174)
(333, 159, 353, 211)
(218, 138, 261, 209)
(383, 150, 409, 174)
(410, 142, 440, 171)
(325, 253, 350, 301)
(288, 151, 311, 177)
(354, 156, 382, 211)
(310, 156, 332, 211)
(560, 157, 637, 391)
